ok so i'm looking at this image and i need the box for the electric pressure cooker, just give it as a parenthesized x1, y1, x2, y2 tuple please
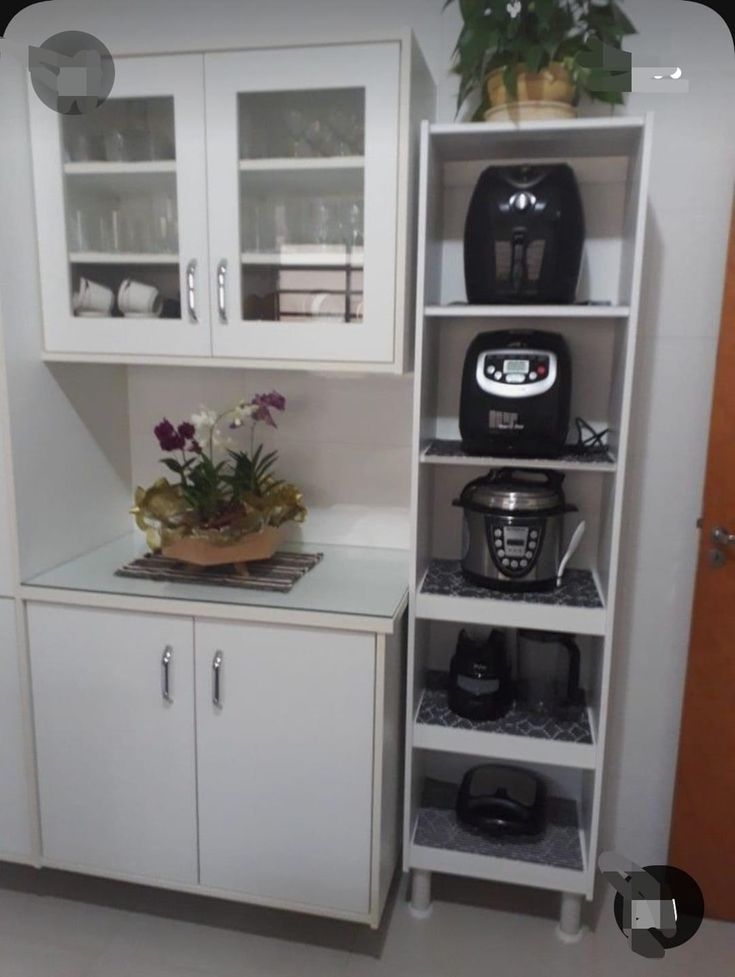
(453, 468, 582, 592)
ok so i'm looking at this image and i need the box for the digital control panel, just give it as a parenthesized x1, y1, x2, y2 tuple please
(488, 519, 543, 578)
(475, 348, 558, 400)
(483, 355, 550, 385)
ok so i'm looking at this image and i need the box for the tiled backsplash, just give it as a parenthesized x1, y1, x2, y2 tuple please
(127, 366, 413, 548)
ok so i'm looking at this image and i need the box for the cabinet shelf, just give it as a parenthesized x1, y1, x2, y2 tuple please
(238, 156, 364, 172)
(420, 440, 616, 473)
(424, 304, 630, 319)
(417, 560, 606, 636)
(240, 249, 364, 268)
(69, 251, 179, 265)
(414, 672, 595, 770)
(64, 161, 177, 175)
(428, 116, 646, 163)
(411, 779, 586, 894)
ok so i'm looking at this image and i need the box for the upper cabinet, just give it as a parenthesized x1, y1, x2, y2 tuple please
(30, 54, 211, 358)
(29, 37, 434, 371)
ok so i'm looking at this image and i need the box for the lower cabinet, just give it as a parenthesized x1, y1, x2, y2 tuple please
(195, 620, 375, 914)
(26, 603, 392, 921)
(0, 598, 33, 860)
(27, 604, 198, 885)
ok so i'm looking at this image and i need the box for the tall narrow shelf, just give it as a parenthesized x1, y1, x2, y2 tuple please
(404, 115, 653, 938)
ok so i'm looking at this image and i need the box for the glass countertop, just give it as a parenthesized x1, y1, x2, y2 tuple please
(23, 535, 409, 622)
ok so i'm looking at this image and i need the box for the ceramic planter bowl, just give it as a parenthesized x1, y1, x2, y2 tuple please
(485, 63, 577, 122)
(162, 525, 283, 566)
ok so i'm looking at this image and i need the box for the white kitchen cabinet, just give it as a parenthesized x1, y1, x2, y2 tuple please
(204, 43, 399, 364)
(0, 598, 33, 860)
(24, 594, 404, 926)
(29, 35, 433, 371)
(27, 603, 198, 885)
(194, 619, 375, 915)
(29, 54, 211, 357)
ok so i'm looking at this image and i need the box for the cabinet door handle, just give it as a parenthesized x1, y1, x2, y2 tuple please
(161, 645, 173, 703)
(216, 259, 228, 324)
(185, 259, 198, 323)
(212, 650, 223, 708)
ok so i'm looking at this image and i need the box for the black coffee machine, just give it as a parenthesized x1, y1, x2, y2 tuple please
(464, 163, 585, 304)
(447, 629, 512, 721)
(459, 329, 572, 457)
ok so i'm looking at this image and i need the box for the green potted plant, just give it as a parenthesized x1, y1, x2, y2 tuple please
(445, 0, 636, 121)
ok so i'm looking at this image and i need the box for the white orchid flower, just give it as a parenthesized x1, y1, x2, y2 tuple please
(233, 403, 257, 421)
(506, 0, 522, 18)
(211, 428, 234, 451)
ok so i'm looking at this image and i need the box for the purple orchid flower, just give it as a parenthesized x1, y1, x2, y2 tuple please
(154, 419, 199, 453)
(250, 391, 286, 429)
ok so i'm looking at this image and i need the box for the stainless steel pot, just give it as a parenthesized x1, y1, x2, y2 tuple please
(453, 469, 581, 592)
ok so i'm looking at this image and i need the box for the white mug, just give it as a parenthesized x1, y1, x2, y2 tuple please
(73, 277, 114, 316)
(117, 279, 163, 317)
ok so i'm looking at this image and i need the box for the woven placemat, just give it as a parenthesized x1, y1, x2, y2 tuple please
(115, 550, 323, 593)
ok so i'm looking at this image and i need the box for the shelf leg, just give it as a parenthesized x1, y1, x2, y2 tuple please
(409, 869, 433, 919)
(556, 892, 585, 943)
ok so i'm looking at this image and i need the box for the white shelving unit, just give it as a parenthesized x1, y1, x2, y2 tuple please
(403, 116, 653, 938)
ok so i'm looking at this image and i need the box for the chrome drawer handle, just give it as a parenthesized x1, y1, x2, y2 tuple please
(161, 645, 173, 703)
(185, 259, 198, 323)
(216, 259, 228, 324)
(212, 650, 223, 708)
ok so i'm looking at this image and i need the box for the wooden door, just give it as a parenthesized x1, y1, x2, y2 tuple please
(204, 43, 400, 365)
(29, 54, 211, 357)
(27, 604, 198, 885)
(195, 619, 375, 914)
(669, 205, 735, 919)
(0, 599, 33, 860)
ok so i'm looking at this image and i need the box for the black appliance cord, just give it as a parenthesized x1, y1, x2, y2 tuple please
(567, 417, 610, 457)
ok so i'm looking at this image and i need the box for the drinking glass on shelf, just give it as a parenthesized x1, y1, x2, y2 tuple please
(325, 106, 364, 156)
(241, 199, 262, 252)
(283, 108, 313, 158)
(343, 197, 364, 248)
(98, 209, 121, 253)
(152, 194, 178, 253)
(312, 198, 334, 247)
(65, 127, 104, 162)
(104, 129, 127, 162)
(67, 207, 94, 252)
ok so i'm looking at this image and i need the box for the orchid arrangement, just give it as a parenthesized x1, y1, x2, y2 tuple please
(132, 391, 306, 551)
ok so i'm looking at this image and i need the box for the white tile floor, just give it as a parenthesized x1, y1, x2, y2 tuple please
(0, 867, 732, 977)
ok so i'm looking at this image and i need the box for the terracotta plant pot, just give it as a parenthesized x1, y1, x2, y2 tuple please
(162, 526, 283, 567)
(485, 63, 577, 122)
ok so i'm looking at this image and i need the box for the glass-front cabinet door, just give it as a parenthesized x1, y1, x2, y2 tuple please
(30, 54, 210, 357)
(204, 44, 400, 365)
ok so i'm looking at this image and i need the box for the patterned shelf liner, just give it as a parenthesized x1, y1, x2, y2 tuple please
(414, 779, 583, 872)
(417, 671, 592, 745)
(420, 560, 604, 609)
(423, 439, 615, 467)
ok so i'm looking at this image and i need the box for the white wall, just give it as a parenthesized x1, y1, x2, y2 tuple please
(127, 367, 413, 548)
(7, 0, 735, 874)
